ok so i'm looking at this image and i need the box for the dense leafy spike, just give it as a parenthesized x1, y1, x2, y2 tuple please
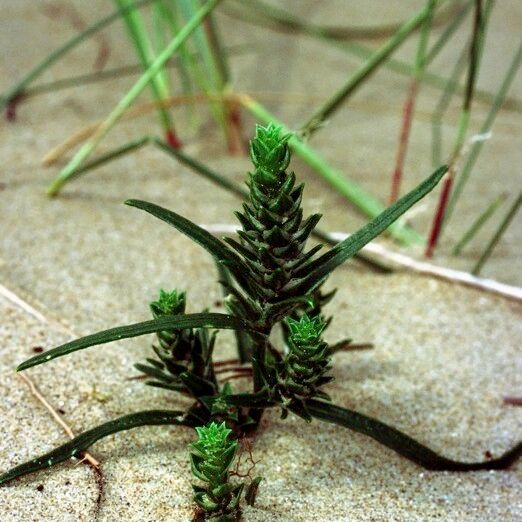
(306, 400, 522, 471)
(189, 421, 251, 519)
(0, 410, 189, 486)
(287, 165, 448, 296)
(17, 313, 253, 371)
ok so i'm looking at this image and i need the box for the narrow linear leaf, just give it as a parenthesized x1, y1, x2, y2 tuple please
(0, 410, 188, 486)
(125, 198, 251, 291)
(18, 313, 252, 371)
(223, 392, 275, 408)
(306, 399, 521, 471)
(126, 199, 238, 263)
(291, 166, 447, 295)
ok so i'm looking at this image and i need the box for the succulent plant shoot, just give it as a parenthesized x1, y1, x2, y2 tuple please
(1, 124, 520, 520)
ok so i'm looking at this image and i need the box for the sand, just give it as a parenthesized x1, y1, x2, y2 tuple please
(0, 1, 520, 520)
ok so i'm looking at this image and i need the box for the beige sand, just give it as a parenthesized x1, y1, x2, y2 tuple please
(0, 1, 520, 520)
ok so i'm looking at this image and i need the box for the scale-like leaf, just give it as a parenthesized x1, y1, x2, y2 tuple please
(306, 399, 522, 471)
(289, 166, 448, 295)
(18, 313, 252, 371)
(0, 410, 189, 486)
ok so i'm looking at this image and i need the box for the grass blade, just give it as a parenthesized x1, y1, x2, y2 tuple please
(47, 0, 223, 197)
(299, 0, 445, 137)
(425, 0, 493, 257)
(452, 192, 506, 255)
(289, 166, 447, 295)
(472, 192, 521, 275)
(114, 0, 178, 143)
(446, 42, 522, 221)
(306, 399, 522, 470)
(0, 0, 157, 112)
(17, 313, 251, 371)
(0, 410, 188, 486)
(389, 0, 436, 203)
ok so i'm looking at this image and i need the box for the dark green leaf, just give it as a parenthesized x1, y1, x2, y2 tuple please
(306, 399, 522, 471)
(17, 313, 252, 371)
(125, 199, 252, 290)
(245, 476, 263, 506)
(0, 410, 188, 486)
(290, 166, 447, 295)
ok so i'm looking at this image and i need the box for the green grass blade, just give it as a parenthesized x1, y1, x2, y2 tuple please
(47, 0, 223, 197)
(114, 0, 173, 132)
(229, 0, 521, 113)
(299, 0, 445, 137)
(0, 410, 188, 486)
(472, 192, 522, 275)
(431, 42, 469, 167)
(67, 136, 151, 181)
(452, 192, 506, 255)
(17, 313, 250, 371)
(306, 399, 522, 470)
(446, 42, 522, 221)
(0, 0, 157, 111)
(243, 98, 425, 245)
(152, 138, 247, 198)
(290, 166, 447, 295)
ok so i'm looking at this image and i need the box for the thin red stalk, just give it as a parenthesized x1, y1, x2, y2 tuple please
(425, 173, 453, 257)
(389, 80, 418, 203)
(224, 98, 245, 155)
(503, 397, 522, 406)
(425, 0, 485, 256)
(214, 358, 241, 367)
(165, 128, 182, 149)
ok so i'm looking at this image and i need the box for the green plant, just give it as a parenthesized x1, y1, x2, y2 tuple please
(190, 421, 259, 521)
(1, 124, 520, 519)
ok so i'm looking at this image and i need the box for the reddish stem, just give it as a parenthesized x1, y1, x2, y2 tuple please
(389, 80, 418, 203)
(165, 129, 182, 149)
(425, 173, 453, 258)
(503, 396, 522, 406)
(225, 101, 245, 155)
(214, 358, 241, 367)
(4, 93, 25, 122)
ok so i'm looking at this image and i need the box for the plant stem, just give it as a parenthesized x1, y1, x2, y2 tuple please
(230, 0, 456, 42)
(445, 41, 522, 222)
(452, 193, 506, 255)
(389, 0, 436, 204)
(203, 14, 244, 154)
(472, 192, 521, 275)
(230, 0, 521, 113)
(0, 0, 158, 112)
(114, 0, 180, 146)
(299, 0, 445, 138)
(431, 41, 469, 167)
(47, 0, 223, 197)
(242, 96, 424, 245)
(425, 0, 491, 257)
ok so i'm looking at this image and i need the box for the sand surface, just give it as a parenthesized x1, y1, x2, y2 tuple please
(0, 1, 520, 520)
